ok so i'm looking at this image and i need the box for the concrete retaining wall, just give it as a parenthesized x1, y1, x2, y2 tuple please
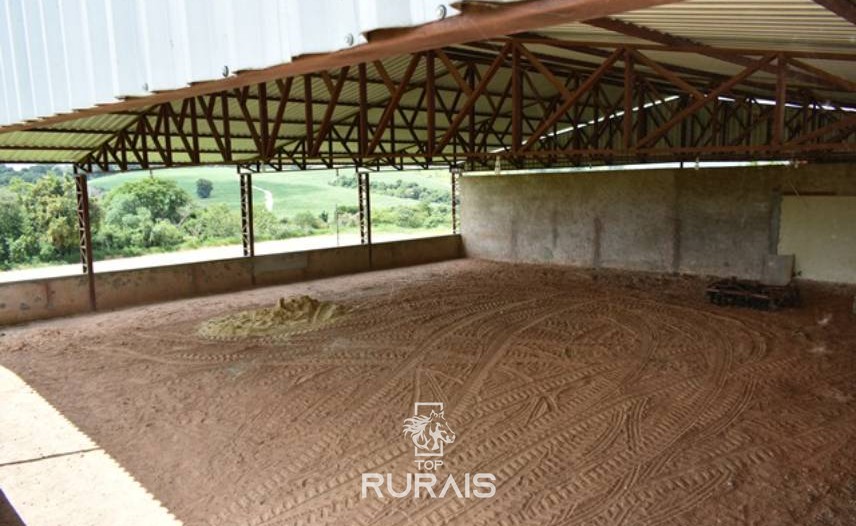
(778, 196, 856, 283)
(0, 235, 462, 326)
(462, 163, 856, 282)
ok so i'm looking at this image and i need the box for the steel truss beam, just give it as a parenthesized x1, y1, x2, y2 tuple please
(813, 0, 856, 25)
(73, 38, 856, 174)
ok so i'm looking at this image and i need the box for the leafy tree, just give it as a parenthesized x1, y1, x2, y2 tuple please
(371, 202, 450, 230)
(6, 174, 95, 264)
(254, 207, 289, 240)
(293, 211, 322, 231)
(102, 177, 190, 225)
(0, 188, 23, 268)
(392, 205, 424, 228)
(150, 220, 184, 247)
(182, 204, 240, 241)
(327, 175, 450, 204)
(327, 174, 357, 188)
(195, 178, 214, 199)
(0, 164, 64, 186)
(98, 177, 191, 250)
(337, 205, 359, 214)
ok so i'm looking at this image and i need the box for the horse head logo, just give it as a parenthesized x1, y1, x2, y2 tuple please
(403, 404, 456, 457)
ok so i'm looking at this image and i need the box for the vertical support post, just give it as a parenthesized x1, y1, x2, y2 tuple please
(239, 166, 255, 258)
(451, 166, 461, 235)
(358, 169, 372, 267)
(773, 53, 787, 146)
(74, 167, 96, 311)
(678, 93, 688, 163)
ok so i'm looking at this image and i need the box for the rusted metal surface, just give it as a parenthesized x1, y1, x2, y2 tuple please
(55, 36, 854, 174)
(357, 169, 373, 268)
(238, 166, 255, 259)
(73, 170, 96, 311)
(451, 166, 462, 235)
(706, 278, 801, 311)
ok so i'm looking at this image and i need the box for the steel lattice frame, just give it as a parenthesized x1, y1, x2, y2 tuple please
(358, 170, 372, 245)
(237, 165, 256, 258)
(73, 169, 96, 310)
(451, 166, 462, 235)
(66, 38, 856, 175)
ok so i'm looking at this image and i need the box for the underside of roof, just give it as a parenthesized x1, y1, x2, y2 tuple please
(0, 0, 854, 170)
(0, 0, 463, 127)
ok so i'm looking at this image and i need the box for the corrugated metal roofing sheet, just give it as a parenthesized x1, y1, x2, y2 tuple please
(0, 0, 853, 165)
(0, 0, 460, 127)
(617, 0, 856, 49)
(538, 0, 856, 53)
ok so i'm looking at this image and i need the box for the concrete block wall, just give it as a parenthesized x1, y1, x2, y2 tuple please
(0, 235, 462, 325)
(461, 163, 856, 281)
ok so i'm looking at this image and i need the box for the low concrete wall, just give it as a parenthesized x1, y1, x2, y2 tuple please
(778, 196, 856, 284)
(462, 163, 856, 282)
(0, 235, 462, 326)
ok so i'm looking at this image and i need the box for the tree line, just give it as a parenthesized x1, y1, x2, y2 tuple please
(0, 173, 330, 269)
(0, 171, 452, 270)
(328, 175, 451, 204)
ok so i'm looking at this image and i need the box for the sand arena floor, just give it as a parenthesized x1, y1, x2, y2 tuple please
(1, 260, 856, 525)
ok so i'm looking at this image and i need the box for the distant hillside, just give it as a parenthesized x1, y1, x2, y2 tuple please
(89, 166, 452, 219)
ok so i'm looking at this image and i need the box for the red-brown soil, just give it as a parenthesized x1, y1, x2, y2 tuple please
(1, 260, 855, 525)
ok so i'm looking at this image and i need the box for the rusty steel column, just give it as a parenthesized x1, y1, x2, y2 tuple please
(358, 169, 372, 267)
(239, 165, 255, 258)
(74, 168, 96, 311)
(451, 166, 462, 235)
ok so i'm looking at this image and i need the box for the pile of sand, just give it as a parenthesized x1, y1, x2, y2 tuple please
(197, 295, 349, 341)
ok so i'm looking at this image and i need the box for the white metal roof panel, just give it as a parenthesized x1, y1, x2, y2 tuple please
(0, 0, 460, 128)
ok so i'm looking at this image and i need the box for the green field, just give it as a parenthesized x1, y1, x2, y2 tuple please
(90, 166, 452, 219)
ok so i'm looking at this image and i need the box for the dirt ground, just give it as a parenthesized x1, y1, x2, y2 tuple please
(1, 259, 855, 525)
